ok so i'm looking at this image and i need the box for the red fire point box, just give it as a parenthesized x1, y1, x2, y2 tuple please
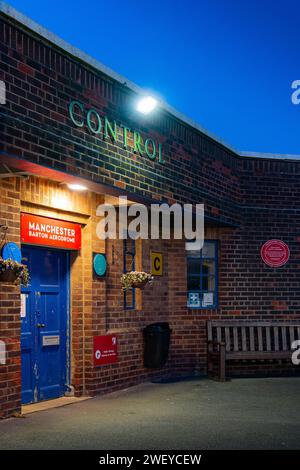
(93, 335, 118, 366)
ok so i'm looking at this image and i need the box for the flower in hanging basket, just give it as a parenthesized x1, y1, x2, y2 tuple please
(0, 257, 30, 286)
(121, 271, 154, 290)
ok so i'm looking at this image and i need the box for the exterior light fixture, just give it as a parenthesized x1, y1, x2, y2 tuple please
(67, 183, 87, 191)
(136, 96, 157, 114)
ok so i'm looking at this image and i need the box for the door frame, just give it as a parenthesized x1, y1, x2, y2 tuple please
(21, 244, 71, 402)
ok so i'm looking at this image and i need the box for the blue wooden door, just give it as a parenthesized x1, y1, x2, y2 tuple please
(21, 246, 69, 404)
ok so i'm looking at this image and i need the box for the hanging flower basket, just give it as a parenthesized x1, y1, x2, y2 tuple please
(0, 268, 18, 283)
(0, 257, 30, 286)
(121, 271, 153, 290)
(131, 279, 149, 289)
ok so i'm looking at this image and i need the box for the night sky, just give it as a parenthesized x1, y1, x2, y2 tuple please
(6, 0, 300, 155)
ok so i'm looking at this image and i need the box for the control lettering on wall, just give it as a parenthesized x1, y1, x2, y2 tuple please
(69, 100, 164, 164)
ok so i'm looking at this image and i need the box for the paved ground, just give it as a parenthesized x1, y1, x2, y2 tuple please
(0, 377, 300, 450)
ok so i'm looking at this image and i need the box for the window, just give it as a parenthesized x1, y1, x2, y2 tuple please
(186, 240, 218, 308)
(123, 239, 135, 310)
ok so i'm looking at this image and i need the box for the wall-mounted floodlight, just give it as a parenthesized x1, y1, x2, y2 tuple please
(136, 96, 157, 114)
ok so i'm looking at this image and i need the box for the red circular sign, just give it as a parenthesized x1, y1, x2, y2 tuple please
(261, 239, 290, 267)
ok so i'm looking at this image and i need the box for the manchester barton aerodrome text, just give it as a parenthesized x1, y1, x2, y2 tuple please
(28, 222, 76, 243)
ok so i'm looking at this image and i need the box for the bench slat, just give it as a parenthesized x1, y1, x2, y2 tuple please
(282, 326, 287, 351)
(241, 327, 247, 351)
(233, 327, 239, 351)
(274, 327, 279, 351)
(257, 327, 263, 351)
(227, 351, 291, 360)
(217, 327, 222, 343)
(289, 326, 295, 347)
(225, 327, 231, 352)
(266, 327, 271, 351)
(249, 327, 255, 351)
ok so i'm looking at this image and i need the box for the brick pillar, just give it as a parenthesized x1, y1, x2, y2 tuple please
(0, 177, 21, 418)
(75, 193, 106, 397)
(70, 249, 85, 395)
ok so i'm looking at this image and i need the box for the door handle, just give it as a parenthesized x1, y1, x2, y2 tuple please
(36, 323, 45, 328)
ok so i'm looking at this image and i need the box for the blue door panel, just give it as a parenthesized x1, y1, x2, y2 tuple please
(21, 267, 35, 404)
(21, 347, 34, 404)
(21, 246, 69, 405)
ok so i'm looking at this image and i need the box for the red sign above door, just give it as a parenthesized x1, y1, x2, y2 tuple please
(21, 213, 81, 250)
(94, 335, 118, 366)
(261, 239, 290, 267)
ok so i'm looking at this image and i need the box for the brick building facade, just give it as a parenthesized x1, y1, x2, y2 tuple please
(0, 4, 299, 418)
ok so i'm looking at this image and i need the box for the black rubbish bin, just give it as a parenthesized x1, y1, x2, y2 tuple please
(143, 322, 172, 368)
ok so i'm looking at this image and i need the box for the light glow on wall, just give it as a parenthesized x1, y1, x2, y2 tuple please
(67, 183, 88, 191)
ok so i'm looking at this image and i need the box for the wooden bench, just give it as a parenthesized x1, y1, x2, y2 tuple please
(207, 321, 300, 381)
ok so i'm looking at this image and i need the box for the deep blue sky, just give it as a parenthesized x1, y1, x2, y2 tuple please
(7, 0, 300, 155)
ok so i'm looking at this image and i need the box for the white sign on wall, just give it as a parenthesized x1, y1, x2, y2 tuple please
(188, 292, 201, 307)
(21, 294, 27, 318)
(202, 292, 214, 307)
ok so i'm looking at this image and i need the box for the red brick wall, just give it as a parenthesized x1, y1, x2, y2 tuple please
(0, 177, 21, 418)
